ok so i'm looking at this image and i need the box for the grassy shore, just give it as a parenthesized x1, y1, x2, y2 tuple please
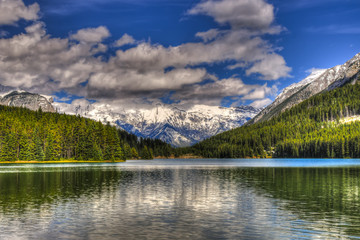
(0, 159, 126, 164)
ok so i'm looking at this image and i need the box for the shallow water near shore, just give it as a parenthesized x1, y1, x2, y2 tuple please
(1, 158, 360, 239)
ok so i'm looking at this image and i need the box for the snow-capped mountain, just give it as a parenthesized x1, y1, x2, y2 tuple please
(249, 52, 360, 124)
(0, 83, 259, 147)
(0, 90, 55, 112)
(54, 102, 260, 147)
(273, 68, 327, 106)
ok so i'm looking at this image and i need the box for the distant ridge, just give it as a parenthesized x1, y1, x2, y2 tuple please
(55, 102, 261, 147)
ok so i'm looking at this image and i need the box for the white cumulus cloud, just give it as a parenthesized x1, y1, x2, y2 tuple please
(0, 0, 291, 111)
(70, 26, 111, 44)
(246, 54, 292, 80)
(115, 33, 136, 47)
(189, 0, 291, 80)
(249, 98, 272, 108)
(188, 0, 274, 30)
(0, 0, 39, 25)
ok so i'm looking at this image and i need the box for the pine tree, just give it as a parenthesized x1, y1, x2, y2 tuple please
(34, 133, 45, 161)
(123, 143, 132, 159)
(141, 146, 153, 160)
(1, 131, 18, 161)
(131, 147, 139, 159)
(18, 134, 35, 161)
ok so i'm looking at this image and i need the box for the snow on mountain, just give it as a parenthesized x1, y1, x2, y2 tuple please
(0, 90, 55, 112)
(249, 52, 360, 124)
(273, 68, 327, 105)
(54, 101, 260, 147)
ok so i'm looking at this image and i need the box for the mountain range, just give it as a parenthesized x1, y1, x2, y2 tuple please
(2, 52, 360, 148)
(53, 102, 260, 147)
(0, 85, 260, 147)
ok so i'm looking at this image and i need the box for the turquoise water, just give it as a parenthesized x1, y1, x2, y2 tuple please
(1, 159, 360, 239)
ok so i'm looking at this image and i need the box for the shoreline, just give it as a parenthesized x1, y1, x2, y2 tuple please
(0, 160, 126, 164)
(154, 154, 204, 159)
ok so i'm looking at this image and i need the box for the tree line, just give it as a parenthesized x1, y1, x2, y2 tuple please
(5, 79, 360, 161)
(0, 106, 175, 161)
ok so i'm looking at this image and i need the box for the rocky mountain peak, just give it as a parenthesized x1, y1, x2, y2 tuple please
(0, 91, 56, 112)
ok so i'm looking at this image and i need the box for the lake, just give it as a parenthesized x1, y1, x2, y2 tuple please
(1, 158, 360, 239)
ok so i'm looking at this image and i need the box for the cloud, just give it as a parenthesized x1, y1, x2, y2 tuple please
(53, 98, 93, 115)
(0, 22, 103, 92)
(305, 68, 327, 74)
(168, 77, 276, 107)
(195, 28, 223, 42)
(0, 0, 39, 25)
(86, 67, 210, 99)
(188, 0, 274, 30)
(188, 0, 290, 80)
(115, 33, 136, 47)
(112, 34, 260, 69)
(249, 98, 272, 108)
(0, 0, 289, 111)
(246, 54, 292, 80)
(242, 83, 277, 100)
(70, 26, 111, 44)
(109, 29, 289, 77)
(227, 62, 247, 70)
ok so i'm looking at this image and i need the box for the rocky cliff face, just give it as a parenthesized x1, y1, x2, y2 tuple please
(0, 91, 55, 112)
(54, 102, 260, 147)
(249, 53, 360, 124)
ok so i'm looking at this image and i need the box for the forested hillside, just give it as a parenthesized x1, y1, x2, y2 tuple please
(0, 106, 174, 161)
(5, 79, 360, 161)
(188, 80, 360, 158)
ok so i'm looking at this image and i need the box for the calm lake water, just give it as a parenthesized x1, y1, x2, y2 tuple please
(1, 158, 360, 239)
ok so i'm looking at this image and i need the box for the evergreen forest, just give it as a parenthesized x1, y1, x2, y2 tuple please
(0, 106, 174, 161)
(187, 81, 360, 158)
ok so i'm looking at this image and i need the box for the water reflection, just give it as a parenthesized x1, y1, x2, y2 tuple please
(0, 167, 126, 212)
(237, 168, 360, 237)
(0, 162, 360, 239)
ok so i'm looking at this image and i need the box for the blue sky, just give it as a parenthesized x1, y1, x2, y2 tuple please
(0, 0, 360, 110)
